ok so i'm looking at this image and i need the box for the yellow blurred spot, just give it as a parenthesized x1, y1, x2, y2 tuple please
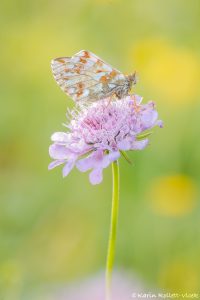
(159, 261, 198, 292)
(0, 260, 23, 297)
(150, 175, 197, 216)
(131, 38, 200, 104)
(0, 260, 22, 285)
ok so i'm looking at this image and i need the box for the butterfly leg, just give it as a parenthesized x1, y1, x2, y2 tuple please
(105, 96, 112, 107)
(130, 94, 140, 113)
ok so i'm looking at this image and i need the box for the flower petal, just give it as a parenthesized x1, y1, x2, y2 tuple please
(76, 151, 98, 172)
(89, 168, 103, 185)
(118, 139, 131, 151)
(51, 132, 70, 143)
(94, 150, 113, 169)
(49, 144, 71, 160)
(141, 105, 158, 129)
(131, 139, 149, 150)
(156, 120, 163, 128)
(107, 151, 120, 162)
(48, 160, 65, 170)
(133, 94, 143, 105)
(101, 155, 111, 169)
(62, 160, 75, 177)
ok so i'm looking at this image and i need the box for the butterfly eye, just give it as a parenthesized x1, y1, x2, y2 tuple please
(115, 88, 123, 99)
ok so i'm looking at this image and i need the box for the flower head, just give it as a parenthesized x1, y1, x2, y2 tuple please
(49, 95, 162, 184)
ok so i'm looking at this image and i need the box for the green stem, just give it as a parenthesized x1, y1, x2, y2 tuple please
(106, 160, 119, 300)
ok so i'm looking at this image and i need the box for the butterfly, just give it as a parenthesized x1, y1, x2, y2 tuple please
(51, 50, 137, 103)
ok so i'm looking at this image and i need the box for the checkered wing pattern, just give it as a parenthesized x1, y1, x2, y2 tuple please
(51, 50, 127, 103)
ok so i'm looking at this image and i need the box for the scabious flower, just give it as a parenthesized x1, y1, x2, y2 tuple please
(52, 271, 144, 300)
(48, 95, 162, 185)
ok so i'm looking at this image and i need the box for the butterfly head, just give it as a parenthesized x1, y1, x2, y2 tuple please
(127, 72, 138, 87)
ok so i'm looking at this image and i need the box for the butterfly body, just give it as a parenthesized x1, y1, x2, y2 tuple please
(51, 50, 137, 103)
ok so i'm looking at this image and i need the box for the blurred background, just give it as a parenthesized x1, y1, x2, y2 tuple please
(0, 0, 200, 299)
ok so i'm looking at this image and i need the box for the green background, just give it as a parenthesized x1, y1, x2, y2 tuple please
(0, 0, 200, 298)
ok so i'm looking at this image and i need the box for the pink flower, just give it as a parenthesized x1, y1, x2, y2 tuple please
(49, 271, 145, 300)
(48, 95, 162, 184)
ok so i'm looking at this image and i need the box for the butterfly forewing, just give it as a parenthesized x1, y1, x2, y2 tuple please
(51, 50, 127, 103)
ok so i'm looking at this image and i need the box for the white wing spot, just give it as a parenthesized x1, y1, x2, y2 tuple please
(108, 83, 116, 89)
(81, 89, 89, 97)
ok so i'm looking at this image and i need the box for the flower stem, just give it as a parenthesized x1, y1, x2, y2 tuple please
(106, 160, 119, 300)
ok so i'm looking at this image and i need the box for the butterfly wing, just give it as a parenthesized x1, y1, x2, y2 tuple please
(51, 50, 126, 103)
